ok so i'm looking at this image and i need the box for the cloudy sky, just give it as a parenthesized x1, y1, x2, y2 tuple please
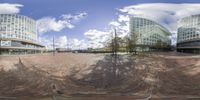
(0, 0, 200, 49)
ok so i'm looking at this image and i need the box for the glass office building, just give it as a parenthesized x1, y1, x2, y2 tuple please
(0, 14, 44, 55)
(129, 17, 171, 51)
(177, 14, 200, 53)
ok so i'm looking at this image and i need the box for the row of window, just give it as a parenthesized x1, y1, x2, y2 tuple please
(179, 16, 200, 27)
(130, 17, 171, 46)
(0, 14, 37, 42)
(0, 33, 37, 42)
(0, 14, 35, 24)
(0, 40, 42, 48)
(178, 41, 200, 47)
(0, 22, 36, 33)
(178, 15, 200, 43)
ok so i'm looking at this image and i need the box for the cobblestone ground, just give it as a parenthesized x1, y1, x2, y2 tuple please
(0, 52, 200, 99)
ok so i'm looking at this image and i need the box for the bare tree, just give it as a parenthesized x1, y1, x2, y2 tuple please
(125, 32, 139, 54)
(106, 29, 120, 54)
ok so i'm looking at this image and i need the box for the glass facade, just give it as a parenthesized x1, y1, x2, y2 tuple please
(130, 17, 171, 51)
(0, 14, 44, 55)
(0, 14, 37, 41)
(177, 14, 200, 53)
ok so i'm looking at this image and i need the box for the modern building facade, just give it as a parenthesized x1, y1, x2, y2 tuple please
(129, 17, 171, 51)
(177, 14, 200, 53)
(0, 14, 44, 55)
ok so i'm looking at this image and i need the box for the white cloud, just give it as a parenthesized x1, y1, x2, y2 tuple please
(118, 15, 129, 22)
(37, 12, 87, 34)
(109, 21, 120, 27)
(68, 38, 88, 50)
(84, 29, 109, 40)
(61, 12, 87, 21)
(109, 15, 130, 38)
(84, 29, 111, 48)
(37, 17, 74, 34)
(39, 35, 89, 50)
(85, 16, 130, 49)
(117, 3, 200, 44)
(56, 36, 68, 48)
(119, 3, 200, 32)
(0, 3, 23, 14)
(39, 36, 68, 50)
(41, 29, 111, 50)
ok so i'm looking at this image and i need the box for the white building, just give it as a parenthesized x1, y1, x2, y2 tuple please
(0, 14, 44, 55)
(129, 17, 171, 51)
(177, 14, 200, 53)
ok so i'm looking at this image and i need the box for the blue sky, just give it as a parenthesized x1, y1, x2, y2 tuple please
(0, 0, 200, 49)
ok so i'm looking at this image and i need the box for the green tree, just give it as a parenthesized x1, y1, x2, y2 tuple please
(105, 29, 121, 54)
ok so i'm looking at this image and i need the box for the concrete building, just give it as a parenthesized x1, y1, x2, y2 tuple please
(129, 17, 171, 51)
(177, 14, 200, 53)
(0, 14, 44, 55)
